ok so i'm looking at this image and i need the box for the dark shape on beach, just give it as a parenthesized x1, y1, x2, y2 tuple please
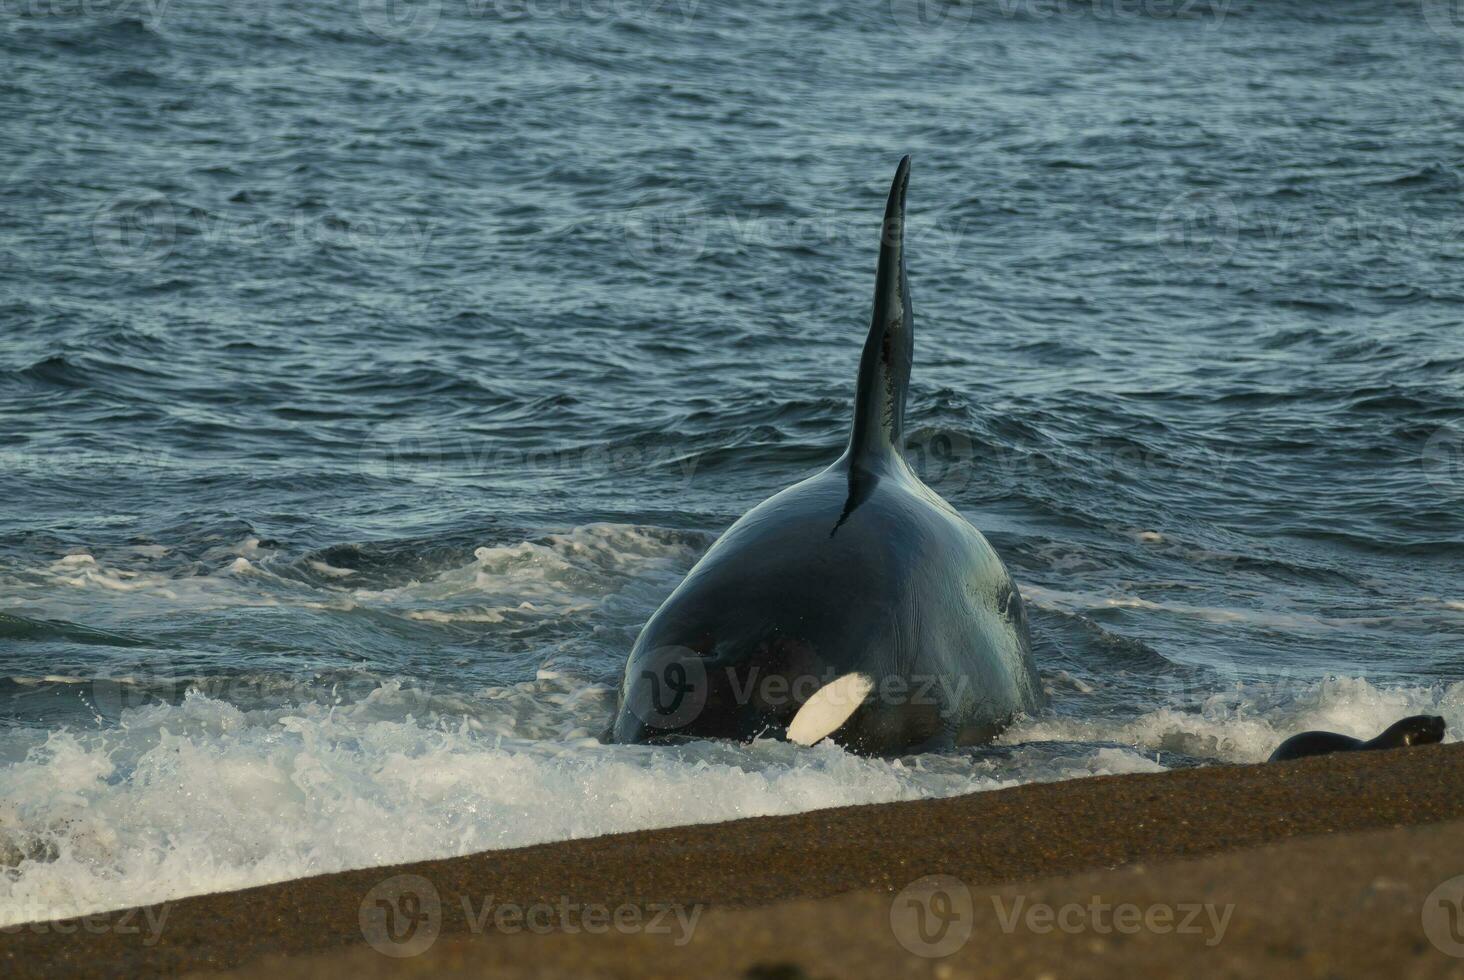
(743, 963, 817, 980)
(609, 158, 1044, 754)
(1268, 714, 1446, 762)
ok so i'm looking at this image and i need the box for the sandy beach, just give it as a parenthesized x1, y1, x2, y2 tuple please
(4, 742, 1463, 978)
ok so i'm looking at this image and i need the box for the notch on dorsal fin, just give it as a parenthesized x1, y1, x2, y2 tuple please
(846, 155, 914, 465)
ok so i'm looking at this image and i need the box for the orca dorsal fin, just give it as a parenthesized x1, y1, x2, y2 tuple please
(846, 155, 914, 466)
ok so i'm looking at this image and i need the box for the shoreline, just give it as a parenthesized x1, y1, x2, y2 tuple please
(4, 743, 1463, 977)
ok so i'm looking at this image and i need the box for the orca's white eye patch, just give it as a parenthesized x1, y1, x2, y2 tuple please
(786, 672, 875, 746)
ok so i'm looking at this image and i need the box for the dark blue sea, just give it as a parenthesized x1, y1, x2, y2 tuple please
(2, 0, 1462, 920)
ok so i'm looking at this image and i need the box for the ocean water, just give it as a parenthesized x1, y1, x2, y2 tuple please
(3, 0, 1463, 926)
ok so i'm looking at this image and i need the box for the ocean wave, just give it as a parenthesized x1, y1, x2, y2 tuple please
(1, 672, 1453, 925)
(1007, 675, 1464, 764)
(0, 612, 145, 649)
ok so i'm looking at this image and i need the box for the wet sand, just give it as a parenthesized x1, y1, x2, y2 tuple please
(5, 743, 1463, 978)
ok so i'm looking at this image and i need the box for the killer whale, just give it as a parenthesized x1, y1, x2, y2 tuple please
(609, 157, 1044, 754)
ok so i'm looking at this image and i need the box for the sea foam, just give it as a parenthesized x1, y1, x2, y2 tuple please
(1, 672, 1457, 927)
